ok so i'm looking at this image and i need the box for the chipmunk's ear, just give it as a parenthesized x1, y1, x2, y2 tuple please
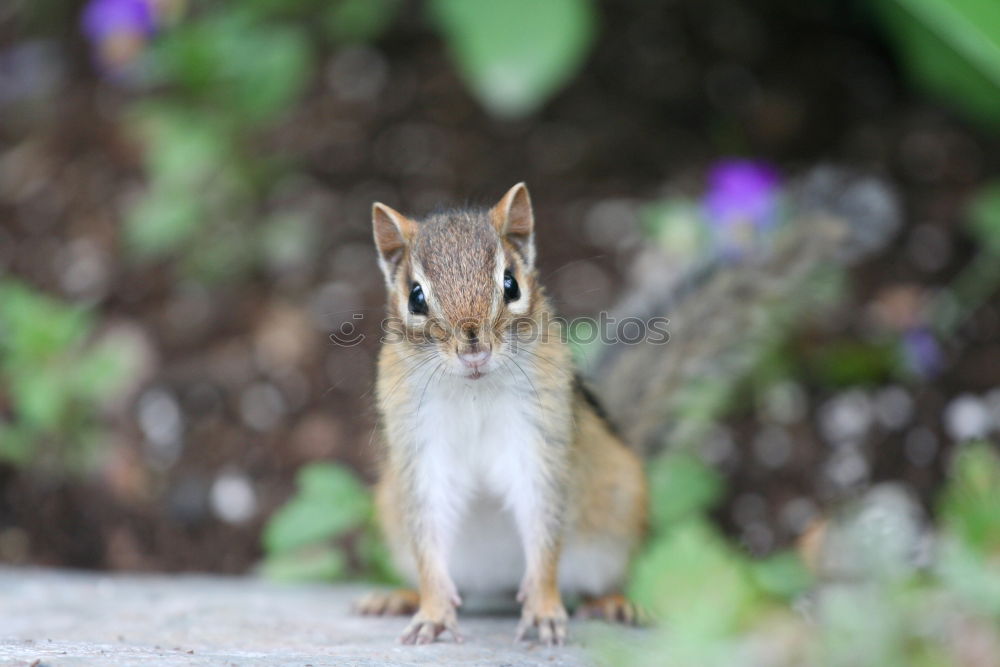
(372, 202, 417, 282)
(491, 182, 535, 266)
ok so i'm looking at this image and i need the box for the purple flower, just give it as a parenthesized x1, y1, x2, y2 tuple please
(702, 159, 781, 257)
(902, 327, 943, 379)
(81, 0, 156, 72)
(82, 0, 155, 42)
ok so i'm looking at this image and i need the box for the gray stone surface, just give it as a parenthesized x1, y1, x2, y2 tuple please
(0, 568, 628, 666)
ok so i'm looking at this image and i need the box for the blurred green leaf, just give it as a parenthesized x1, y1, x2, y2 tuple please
(930, 182, 1000, 334)
(0, 425, 33, 466)
(0, 280, 130, 473)
(71, 340, 131, 402)
(0, 282, 88, 362)
(939, 442, 1000, 556)
(325, 0, 400, 43)
(628, 519, 760, 637)
(126, 189, 202, 257)
(669, 375, 735, 445)
(875, 0, 1000, 130)
(749, 551, 813, 600)
(263, 463, 371, 555)
(152, 14, 310, 123)
(807, 339, 899, 388)
(429, 0, 595, 118)
(640, 198, 710, 259)
(260, 544, 348, 582)
(238, 0, 326, 19)
(125, 109, 228, 256)
(14, 371, 64, 429)
(968, 181, 1000, 254)
(646, 452, 723, 531)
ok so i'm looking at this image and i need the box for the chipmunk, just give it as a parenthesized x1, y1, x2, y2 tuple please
(356, 171, 898, 646)
(357, 183, 647, 645)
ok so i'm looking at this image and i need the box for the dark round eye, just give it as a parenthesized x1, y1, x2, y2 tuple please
(503, 270, 520, 303)
(409, 282, 428, 316)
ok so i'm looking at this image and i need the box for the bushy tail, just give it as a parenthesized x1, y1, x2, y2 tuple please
(590, 167, 901, 456)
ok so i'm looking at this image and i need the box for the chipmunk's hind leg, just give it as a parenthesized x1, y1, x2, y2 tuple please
(355, 588, 419, 616)
(574, 593, 642, 625)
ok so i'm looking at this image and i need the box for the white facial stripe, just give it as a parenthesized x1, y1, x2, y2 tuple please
(490, 246, 507, 320)
(493, 246, 506, 286)
(507, 290, 530, 315)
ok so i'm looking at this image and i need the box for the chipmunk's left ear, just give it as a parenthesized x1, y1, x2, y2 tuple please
(491, 182, 535, 266)
(372, 202, 417, 284)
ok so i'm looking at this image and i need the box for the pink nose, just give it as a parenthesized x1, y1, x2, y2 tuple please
(459, 349, 491, 369)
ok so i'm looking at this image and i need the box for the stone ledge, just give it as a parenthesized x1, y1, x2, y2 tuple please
(0, 568, 634, 666)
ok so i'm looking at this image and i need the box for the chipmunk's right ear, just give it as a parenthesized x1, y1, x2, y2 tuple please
(491, 182, 535, 266)
(372, 202, 416, 281)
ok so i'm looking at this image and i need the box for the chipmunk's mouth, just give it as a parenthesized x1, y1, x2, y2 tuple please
(458, 349, 491, 380)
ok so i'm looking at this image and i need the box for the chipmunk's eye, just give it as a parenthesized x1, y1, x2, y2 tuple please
(409, 282, 428, 316)
(503, 270, 520, 303)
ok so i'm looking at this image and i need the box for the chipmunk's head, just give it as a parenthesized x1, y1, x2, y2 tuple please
(372, 183, 540, 381)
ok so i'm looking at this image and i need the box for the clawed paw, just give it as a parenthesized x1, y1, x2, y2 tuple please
(574, 593, 643, 625)
(514, 604, 568, 646)
(399, 608, 462, 645)
(355, 589, 420, 616)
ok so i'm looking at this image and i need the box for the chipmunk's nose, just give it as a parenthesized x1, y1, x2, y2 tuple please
(459, 348, 491, 370)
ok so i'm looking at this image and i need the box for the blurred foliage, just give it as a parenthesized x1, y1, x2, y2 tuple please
(875, 0, 1000, 131)
(121, 0, 594, 275)
(932, 179, 1000, 336)
(631, 518, 762, 638)
(598, 443, 1000, 666)
(806, 339, 901, 387)
(324, 0, 400, 44)
(968, 180, 1000, 254)
(938, 443, 1000, 557)
(616, 452, 812, 665)
(149, 13, 309, 123)
(429, 0, 595, 118)
(640, 199, 710, 260)
(261, 462, 397, 583)
(120, 0, 399, 277)
(124, 5, 312, 274)
(645, 452, 722, 529)
(591, 173, 1000, 663)
(0, 281, 131, 471)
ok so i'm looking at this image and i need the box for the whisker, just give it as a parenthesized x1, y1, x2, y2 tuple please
(418, 361, 446, 413)
(364, 352, 440, 451)
(380, 353, 439, 405)
(504, 355, 542, 409)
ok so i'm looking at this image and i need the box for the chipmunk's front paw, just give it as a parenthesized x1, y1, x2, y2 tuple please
(574, 593, 642, 625)
(399, 605, 462, 645)
(355, 588, 420, 616)
(515, 600, 568, 646)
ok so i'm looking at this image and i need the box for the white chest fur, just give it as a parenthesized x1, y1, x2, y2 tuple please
(397, 365, 629, 597)
(407, 371, 541, 593)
